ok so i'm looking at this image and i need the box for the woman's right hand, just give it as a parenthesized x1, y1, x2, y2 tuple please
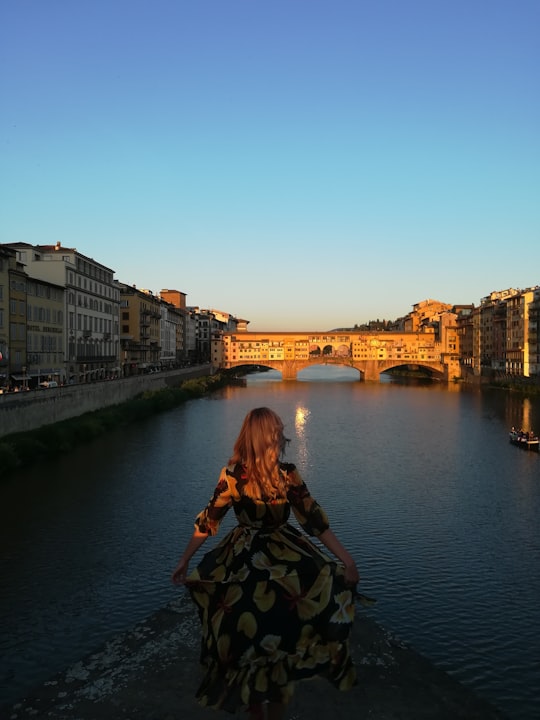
(171, 559, 189, 586)
(171, 530, 209, 586)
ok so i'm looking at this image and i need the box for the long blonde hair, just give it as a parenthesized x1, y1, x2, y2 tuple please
(230, 407, 288, 499)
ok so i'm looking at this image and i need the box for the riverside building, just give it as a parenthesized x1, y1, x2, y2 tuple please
(2, 242, 120, 384)
(456, 287, 540, 381)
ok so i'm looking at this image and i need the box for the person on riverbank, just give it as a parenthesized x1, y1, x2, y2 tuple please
(172, 406, 360, 720)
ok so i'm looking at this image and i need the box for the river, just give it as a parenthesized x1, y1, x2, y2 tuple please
(1, 367, 539, 719)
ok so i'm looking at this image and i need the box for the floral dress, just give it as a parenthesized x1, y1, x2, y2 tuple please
(185, 462, 356, 713)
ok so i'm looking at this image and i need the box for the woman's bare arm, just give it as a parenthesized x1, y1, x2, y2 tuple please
(318, 528, 360, 586)
(171, 530, 209, 585)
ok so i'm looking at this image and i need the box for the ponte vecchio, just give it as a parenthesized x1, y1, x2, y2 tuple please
(212, 328, 460, 382)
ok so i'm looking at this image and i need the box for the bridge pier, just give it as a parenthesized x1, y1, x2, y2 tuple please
(363, 360, 381, 382)
(281, 361, 298, 380)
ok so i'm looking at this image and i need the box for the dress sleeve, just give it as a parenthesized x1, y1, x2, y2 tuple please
(285, 466, 330, 537)
(194, 467, 233, 536)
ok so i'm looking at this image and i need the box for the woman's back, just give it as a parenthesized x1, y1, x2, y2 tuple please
(172, 408, 360, 720)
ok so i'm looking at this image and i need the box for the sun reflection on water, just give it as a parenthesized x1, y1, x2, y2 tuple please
(293, 405, 311, 463)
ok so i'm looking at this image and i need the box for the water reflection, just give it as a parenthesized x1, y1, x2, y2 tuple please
(294, 405, 311, 464)
(522, 397, 534, 433)
(500, 390, 540, 433)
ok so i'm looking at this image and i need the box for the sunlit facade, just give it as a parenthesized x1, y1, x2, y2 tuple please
(117, 283, 161, 374)
(456, 287, 540, 381)
(529, 288, 540, 378)
(214, 327, 460, 381)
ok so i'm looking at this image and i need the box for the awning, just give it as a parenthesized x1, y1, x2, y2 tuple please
(10, 375, 26, 381)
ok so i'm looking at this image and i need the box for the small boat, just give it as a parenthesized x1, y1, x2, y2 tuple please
(509, 429, 539, 451)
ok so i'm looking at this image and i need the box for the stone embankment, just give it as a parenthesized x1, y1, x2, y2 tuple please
(0, 366, 212, 438)
(3, 594, 508, 720)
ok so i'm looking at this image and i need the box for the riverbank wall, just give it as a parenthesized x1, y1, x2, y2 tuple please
(2, 593, 508, 720)
(0, 365, 213, 439)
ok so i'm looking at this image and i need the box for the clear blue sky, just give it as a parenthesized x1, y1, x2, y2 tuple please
(1, 1, 539, 330)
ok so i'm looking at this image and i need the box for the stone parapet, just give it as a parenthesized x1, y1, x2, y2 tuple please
(2, 595, 508, 720)
(0, 366, 212, 438)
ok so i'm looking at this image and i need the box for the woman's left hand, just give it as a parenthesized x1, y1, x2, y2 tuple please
(344, 561, 360, 587)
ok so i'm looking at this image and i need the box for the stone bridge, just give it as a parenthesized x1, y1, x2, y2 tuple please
(212, 330, 460, 382)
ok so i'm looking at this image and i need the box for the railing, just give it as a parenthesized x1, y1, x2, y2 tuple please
(75, 354, 117, 362)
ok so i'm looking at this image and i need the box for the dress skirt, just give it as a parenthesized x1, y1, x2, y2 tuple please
(186, 520, 356, 713)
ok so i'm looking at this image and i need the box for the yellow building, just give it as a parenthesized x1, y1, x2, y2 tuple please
(506, 288, 537, 377)
(118, 283, 162, 374)
(7, 251, 27, 388)
(529, 289, 540, 378)
(26, 276, 65, 387)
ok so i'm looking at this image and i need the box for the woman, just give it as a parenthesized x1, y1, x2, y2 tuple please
(172, 407, 360, 720)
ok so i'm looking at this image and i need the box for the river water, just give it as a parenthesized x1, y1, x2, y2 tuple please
(1, 367, 539, 719)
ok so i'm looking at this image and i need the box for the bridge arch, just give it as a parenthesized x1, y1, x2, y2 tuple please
(221, 357, 446, 382)
(377, 360, 445, 380)
(297, 363, 361, 381)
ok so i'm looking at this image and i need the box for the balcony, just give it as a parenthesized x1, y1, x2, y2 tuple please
(82, 329, 92, 338)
